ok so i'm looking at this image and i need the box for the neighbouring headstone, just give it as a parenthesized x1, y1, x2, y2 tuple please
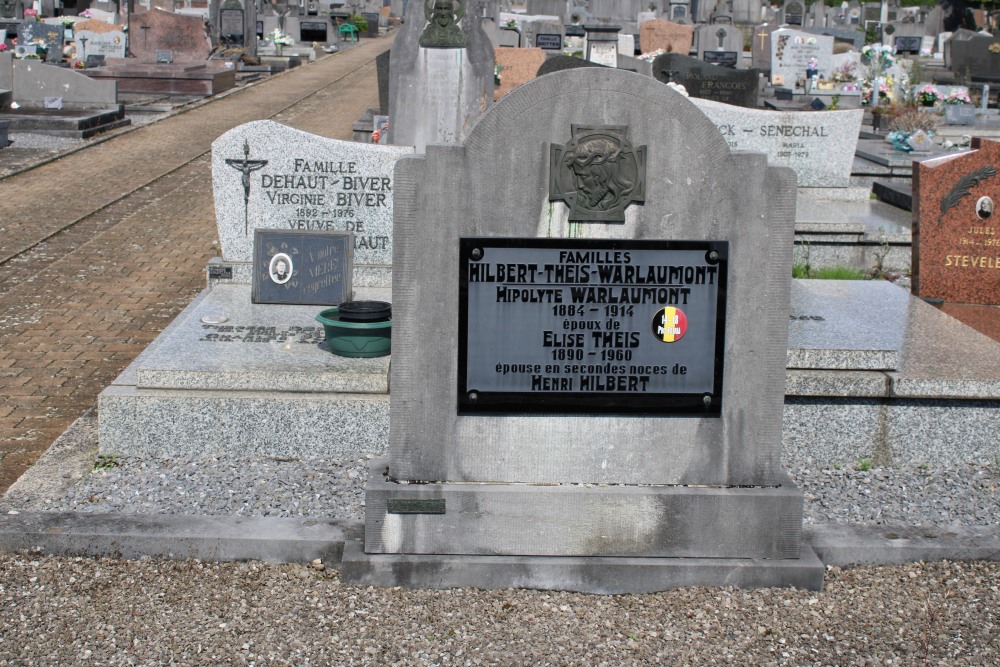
(494, 47, 546, 100)
(912, 138, 1000, 305)
(751, 23, 777, 72)
(375, 49, 390, 115)
(219, 0, 245, 44)
(130, 8, 212, 63)
(689, 98, 863, 187)
(770, 28, 834, 88)
(639, 18, 693, 55)
(949, 32, 1000, 82)
(388, 0, 495, 152)
(584, 23, 621, 66)
(342, 66, 821, 593)
(251, 230, 353, 305)
(695, 23, 741, 67)
(652, 53, 759, 107)
(17, 20, 63, 62)
(75, 29, 126, 62)
(211, 120, 413, 287)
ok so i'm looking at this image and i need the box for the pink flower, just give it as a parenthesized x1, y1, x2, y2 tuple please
(24, 8, 38, 18)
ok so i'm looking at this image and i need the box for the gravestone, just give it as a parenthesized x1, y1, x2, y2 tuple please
(375, 49, 390, 114)
(299, 21, 328, 43)
(770, 28, 834, 88)
(341, 66, 823, 593)
(17, 20, 63, 62)
(689, 98, 863, 187)
(639, 18, 693, 55)
(912, 138, 1000, 305)
(494, 47, 546, 100)
(130, 8, 212, 63)
(219, 0, 245, 44)
(388, 0, 495, 152)
(695, 23, 742, 67)
(75, 29, 126, 61)
(751, 23, 777, 72)
(211, 120, 413, 287)
(584, 23, 620, 66)
(949, 32, 1000, 82)
(652, 53, 759, 107)
(782, 0, 804, 26)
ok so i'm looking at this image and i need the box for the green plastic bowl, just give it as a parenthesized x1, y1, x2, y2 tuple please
(316, 307, 392, 358)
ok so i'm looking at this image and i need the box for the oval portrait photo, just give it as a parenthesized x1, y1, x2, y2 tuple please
(975, 196, 993, 220)
(269, 252, 293, 285)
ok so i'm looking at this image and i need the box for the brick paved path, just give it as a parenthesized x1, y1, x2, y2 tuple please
(0, 39, 391, 492)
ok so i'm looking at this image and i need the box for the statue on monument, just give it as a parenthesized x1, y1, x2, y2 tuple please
(419, 0, 467, 48)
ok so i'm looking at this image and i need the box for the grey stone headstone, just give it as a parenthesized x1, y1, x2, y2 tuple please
(251, 229, 353, 305)
(949, 33, 1000, 81)
(75, 30, 126, 62)
(355, 68, 814, 583)
(388, 66, 797, 488)
(17, 20, 63, 62)
(688, 97, 863, 187)
(211, 120, 413, 287)
(652, 53, 759, 107)
(770, 28, 834, 88)
(375, 49, 390, 115)
(220, 7, 245, 41)
(388, 0, 495, 152)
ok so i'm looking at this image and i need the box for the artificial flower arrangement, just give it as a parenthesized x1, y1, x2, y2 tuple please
(23, 7, 38, 20)
(0, 43, 7, 52)
(861, 80, 891, 105)
(915, 85, 943, 105)
(943, 90, 972, 105)
(805, 56, 819, 76)
(267, 28, 293, 47)
(831, 61, 857, 83)
(860, 43, 895, 74)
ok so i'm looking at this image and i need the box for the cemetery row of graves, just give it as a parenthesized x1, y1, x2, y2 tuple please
(1, 0, 998, 594)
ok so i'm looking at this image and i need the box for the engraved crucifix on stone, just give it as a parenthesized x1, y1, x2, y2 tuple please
(716, 28, 726, 49)
(225, 140, 269, 236)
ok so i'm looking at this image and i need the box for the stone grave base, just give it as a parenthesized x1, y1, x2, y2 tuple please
(340, 542, 825, 593)
(98, 283, 390, 458)
(97, 281, 1000, 465)
(0, 106, 130, 138)
(363, 460, 805, 559)
(85, 62, 236, 96)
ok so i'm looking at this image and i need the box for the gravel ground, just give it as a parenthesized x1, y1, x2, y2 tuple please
(14, 456, 999, 530)
(0, 555, 996, 666)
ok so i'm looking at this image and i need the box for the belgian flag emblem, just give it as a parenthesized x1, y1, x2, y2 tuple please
(653, 307, 687, 343)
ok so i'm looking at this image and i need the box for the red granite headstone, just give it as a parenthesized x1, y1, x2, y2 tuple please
(129, 7, 212, 63)
(912, 138, 1000, 305)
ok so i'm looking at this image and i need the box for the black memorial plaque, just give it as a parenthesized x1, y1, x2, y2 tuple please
(252, 229, 353, 305)
(535, 33, 562, 50)
(564, 24, 585, 37)
(300, 21, 328, 41)
(703, 50, 738, 68)
(893, 35, 922, 55)
(459, 238, 727, 415)
(652, 52, 759, 108)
